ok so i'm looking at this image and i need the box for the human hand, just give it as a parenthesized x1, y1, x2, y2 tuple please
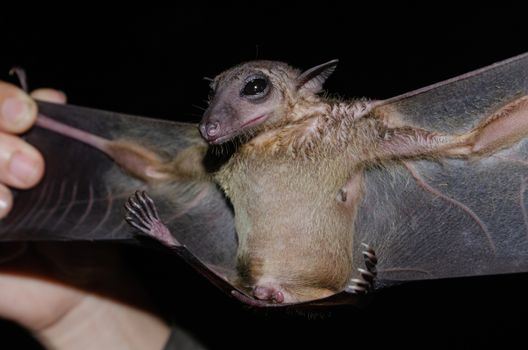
(0, 242, 170, 349)
(0, 83, 65, 219)
(0, 84, 170, 349)
(0, 85, 83, 332)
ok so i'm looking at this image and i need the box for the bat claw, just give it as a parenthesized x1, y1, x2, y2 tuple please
(345, 243, 378, 295)
(124, 191, 180, 247)
(9, 67, 28, 92)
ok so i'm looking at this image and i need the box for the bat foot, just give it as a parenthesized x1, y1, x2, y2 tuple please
(345, 243, 378, 294)
(124, 191, 180, 247)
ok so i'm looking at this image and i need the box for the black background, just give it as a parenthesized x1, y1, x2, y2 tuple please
(1, 4, 528, 349)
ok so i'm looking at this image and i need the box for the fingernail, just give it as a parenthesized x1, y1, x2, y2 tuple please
(8, 152, 39, 186)
(30, 89, 67, 104)
(1, 96, 34, 127)
(0, 186, 12, 218)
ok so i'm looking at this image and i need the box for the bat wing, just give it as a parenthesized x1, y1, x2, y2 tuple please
(5, 53, 528, 307)
(353, 52, 528, 288)
(0, 102, 237, 270)
(0, 101, 359, 308)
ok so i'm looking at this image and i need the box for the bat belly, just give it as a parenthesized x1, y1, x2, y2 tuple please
(228, 170, 359, 303)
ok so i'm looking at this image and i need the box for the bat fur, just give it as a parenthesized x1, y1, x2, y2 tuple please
(19, 58, 528, 304)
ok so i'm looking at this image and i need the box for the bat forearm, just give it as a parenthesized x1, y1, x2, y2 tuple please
(372, 94, 528, 161)
(372, 126, 463, 161)
(468, 95, 528, 155)
(36, 113, 212, 184)
(160, 144, 212, 182)
(435, 95, 528, 158)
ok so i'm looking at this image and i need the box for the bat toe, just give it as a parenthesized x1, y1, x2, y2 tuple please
(345, 243, 378, 294)
(124, 190, 180, 247)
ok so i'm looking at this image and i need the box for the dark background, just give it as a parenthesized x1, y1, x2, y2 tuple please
(1, 4, 528, 348)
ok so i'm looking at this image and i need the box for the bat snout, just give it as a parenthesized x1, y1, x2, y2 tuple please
(199, 119, 222, 142)
(205, 121, 220, 137)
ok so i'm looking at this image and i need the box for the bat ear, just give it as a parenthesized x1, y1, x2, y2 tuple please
(296, 59, 339, 94)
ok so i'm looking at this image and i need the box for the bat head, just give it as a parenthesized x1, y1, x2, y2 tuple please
(199, 59, 338, 144)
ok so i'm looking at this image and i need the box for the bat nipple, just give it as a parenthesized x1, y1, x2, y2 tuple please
(337, 188, 347, 202)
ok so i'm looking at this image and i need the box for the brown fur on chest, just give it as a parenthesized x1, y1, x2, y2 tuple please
(212, 102, 379, 299)
(214, 140, 365, 297)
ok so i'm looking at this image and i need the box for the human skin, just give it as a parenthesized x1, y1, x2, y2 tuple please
(0, 84, 170, 349)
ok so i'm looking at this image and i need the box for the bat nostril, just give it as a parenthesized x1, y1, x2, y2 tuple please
(206, 122, 220, 137)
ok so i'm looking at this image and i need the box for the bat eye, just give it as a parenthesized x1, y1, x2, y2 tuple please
(241, 77, 269, 98)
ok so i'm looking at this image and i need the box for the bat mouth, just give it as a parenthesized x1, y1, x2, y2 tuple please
(208, 114, 269, 144)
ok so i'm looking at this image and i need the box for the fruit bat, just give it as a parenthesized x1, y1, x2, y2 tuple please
(1, 52, 528, 308)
